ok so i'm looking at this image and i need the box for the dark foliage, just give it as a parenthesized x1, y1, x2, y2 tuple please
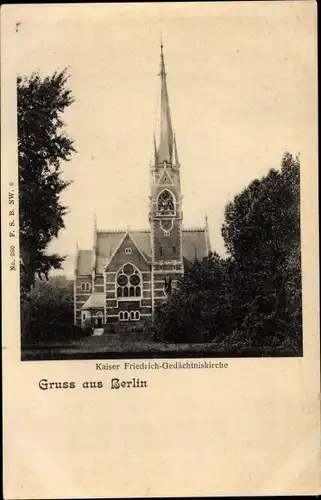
(153, 152, 302, 354)
(18, 69, 76, 293)
(20, 276, 88, 344)
(153, 253, 232, 343)
(24, 321, 89, 344)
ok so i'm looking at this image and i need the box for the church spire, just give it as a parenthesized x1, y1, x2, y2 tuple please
(156, 40, 173, 164)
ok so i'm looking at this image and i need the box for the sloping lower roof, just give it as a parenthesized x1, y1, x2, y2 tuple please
(182, 229, 208, 262)
(96, 231, 125, 258)
(77, 250, 93, 275)
(81, 293, 105, 310)
(76, 228, 208, 275)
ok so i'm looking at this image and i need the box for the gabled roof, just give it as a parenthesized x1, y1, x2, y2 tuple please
(95, 231, 126, 274)
(81, 292, 105, 310)
(130, 231, 152, 262)
(76, 228, 209, 275)
(95, 230, 152, 273)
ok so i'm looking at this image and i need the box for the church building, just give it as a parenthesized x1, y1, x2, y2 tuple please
(74, 44, 211, 327)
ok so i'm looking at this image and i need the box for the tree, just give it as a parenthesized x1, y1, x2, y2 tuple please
(153, 151, 302, 354)
(18, 69, 76, 293)
(153, 252, 231, 343)
(221, 152, 301, 348)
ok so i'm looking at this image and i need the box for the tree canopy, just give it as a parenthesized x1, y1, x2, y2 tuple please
(18, 69, 76, 293)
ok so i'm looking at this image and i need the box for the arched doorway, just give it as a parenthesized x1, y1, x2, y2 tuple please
(95, 311, 104, 326)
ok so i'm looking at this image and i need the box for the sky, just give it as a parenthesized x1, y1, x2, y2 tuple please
(8, 2, 317, 277)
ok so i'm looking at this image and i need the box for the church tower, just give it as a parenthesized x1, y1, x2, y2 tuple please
(149, 42, 183, 303)
(74, 43, 210, 327)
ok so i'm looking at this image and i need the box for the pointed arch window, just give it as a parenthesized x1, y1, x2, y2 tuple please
(116, 263, 142, 299)
(95, 311, 104, 326)
(164, 275, 172, 296)
(157, 190, 175, 216)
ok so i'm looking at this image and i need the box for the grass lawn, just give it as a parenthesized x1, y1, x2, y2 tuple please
(21, 332, 301, 360)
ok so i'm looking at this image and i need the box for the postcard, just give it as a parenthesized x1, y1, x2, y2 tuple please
(1, 2, 320, 498)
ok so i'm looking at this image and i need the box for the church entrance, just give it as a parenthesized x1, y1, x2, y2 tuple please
(95, 311, 104, 326)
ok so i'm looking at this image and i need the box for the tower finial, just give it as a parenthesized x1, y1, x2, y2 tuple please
(159, 36, 166, 78)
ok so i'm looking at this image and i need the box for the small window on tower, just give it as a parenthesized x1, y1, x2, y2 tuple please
(125, 247, 132, 255)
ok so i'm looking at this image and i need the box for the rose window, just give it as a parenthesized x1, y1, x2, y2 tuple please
(116, 264, 141, 298)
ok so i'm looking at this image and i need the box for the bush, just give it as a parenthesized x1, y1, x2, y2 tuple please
(23, 321, 87, 344)
(82, 326, 94, 337)
(20, 276, 75, 344)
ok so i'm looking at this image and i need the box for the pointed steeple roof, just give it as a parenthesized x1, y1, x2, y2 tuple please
(156, 41, 173, 164)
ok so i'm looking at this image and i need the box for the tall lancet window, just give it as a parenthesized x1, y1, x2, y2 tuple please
(157, 189, 175, 215)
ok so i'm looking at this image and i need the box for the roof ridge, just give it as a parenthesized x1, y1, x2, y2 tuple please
(97, 228, 150, 234)
(97, 229, 125, 234)
(183, 227, 206, 232)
